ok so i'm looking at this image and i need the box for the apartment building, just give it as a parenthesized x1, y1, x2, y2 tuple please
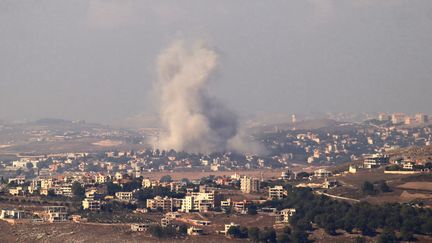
(268, 185, 286, 200)
(240, 176, 260, 193)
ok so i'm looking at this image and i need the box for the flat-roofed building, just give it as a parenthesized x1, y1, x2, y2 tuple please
(115, 191, 133, 202)
(82, 198, 101, 211)
(240, 176, 260, 193)
(268, 185, 285, 200)
(44, 206, 68, 223)
(146, 196, 173, 212)
(131, 222, 156, 232)
(364, 154, 389, 169)
(224, 222, 240, 235)
(0, 209, 27, 219)
(275, 208, 296, 224)
(187, 226, 204, 236)
(313, 169, 332, 178)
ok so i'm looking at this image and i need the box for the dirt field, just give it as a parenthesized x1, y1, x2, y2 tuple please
(397, 182, 432, 191)
(309, 228, 432, 243)
(336, 168, 414, 189)
(92, 140, 123, 147)
(326, 168, 432, 205)
(0, 221, 243, 243)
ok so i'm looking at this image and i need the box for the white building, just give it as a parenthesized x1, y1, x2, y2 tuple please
(82, 198, 101, 211)
(240, 176, 260, 193)
(268, 186, 285, 200)
(9, 187, 24, 196)
(313, 169, 332, 178)
(275, 208, 296, 224)
(115, 192, 133, 202)
(44, 206, 68, 223)
(131, 223, 155, 232)
(0, 209, 26, 219)
(146, 196, 173, 212)
(187, 226, 204, 236)
(224, 222, 240, 235)
(364, 154, 389, 169)
(180, 190, 215, 213)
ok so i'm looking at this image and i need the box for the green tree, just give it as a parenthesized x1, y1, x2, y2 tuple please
(421, 219, 432, 235)
(259, 228, 277, 243)
(379, 181, 391, 193)
(362, 181, 375, 195)
(227, 226, 241, 238)
(26, 162, 33, 169)
(106, 181, 122, 196)
(160, 175, 172, 183)
(248, 203, 258, 215)
(355, 236, 366, 243)
(400, 229, 414, 241)
(72, 181, 85, 198)
(47, 189, 56, 197)
(178, 224, 188, 235)
(378, 228, 398, 243)
(278, 232, 291, 243)
(248, 227, 260, 243)
(149, 225, 163, 238)
(291, 229, 309, 243)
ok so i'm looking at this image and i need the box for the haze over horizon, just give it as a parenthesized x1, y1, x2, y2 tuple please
(1, 1, 432, 125)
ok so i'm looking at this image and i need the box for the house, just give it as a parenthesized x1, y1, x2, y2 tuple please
(232, 200, 250, 214)
(322, 179, 338, 189)
(0, 209, 27, 219)
(131, 222, 156, 232)
(187, 226, 204, 236)
(364, 154, 389, 169)
(82, 198, 101, 211)
(221, 198, 231, 208)
(275, 208, 296, 224)
(161, 217, 171, 227)
(240, 176, 260, 193)
(403, 162, 414, 170)
(348, 165, 357, 174)
(9, 187, 24, 196)
(268, 186, 285, 200)
(94, 173, 109, 184)
(44, 206, 68, 223)
(313, 169, 332, 178)
(53, 184, 73, 197)
(146, 196, 173, 212)
(224, 222, 240, 235)
(115, 192, 133, 202)
(8, 177, 26, 185)
(142, 178, 152, 188)
(134, 208, 149, 214)
(191, 220, 211, 226)
(180, 189, 216, 213)
(142, 178, 159, 188)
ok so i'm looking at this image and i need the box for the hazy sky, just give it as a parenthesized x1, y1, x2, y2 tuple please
(1, 0, 432, 124)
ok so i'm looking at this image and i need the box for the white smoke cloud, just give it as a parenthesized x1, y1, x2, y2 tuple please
(155, 40, 264, 155)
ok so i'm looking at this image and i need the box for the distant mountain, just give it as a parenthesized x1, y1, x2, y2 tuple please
(115, 114, 160, 129)
(247, 118, 340, 133)
(33, 118, 72, 125)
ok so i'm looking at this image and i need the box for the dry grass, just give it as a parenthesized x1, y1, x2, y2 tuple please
(397, 182, 432, 191)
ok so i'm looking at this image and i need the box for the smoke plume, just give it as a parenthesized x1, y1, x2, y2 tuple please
(155, 41, 239, 154)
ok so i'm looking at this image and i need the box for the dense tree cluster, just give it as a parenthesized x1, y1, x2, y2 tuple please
(262, 187, 432, 241)
(228, 225, 308, 243)
(361, 180, 391, 195)
(71, 181, 85, 198)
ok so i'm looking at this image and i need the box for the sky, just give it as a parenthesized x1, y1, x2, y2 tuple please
(1, 0, 432, 125)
